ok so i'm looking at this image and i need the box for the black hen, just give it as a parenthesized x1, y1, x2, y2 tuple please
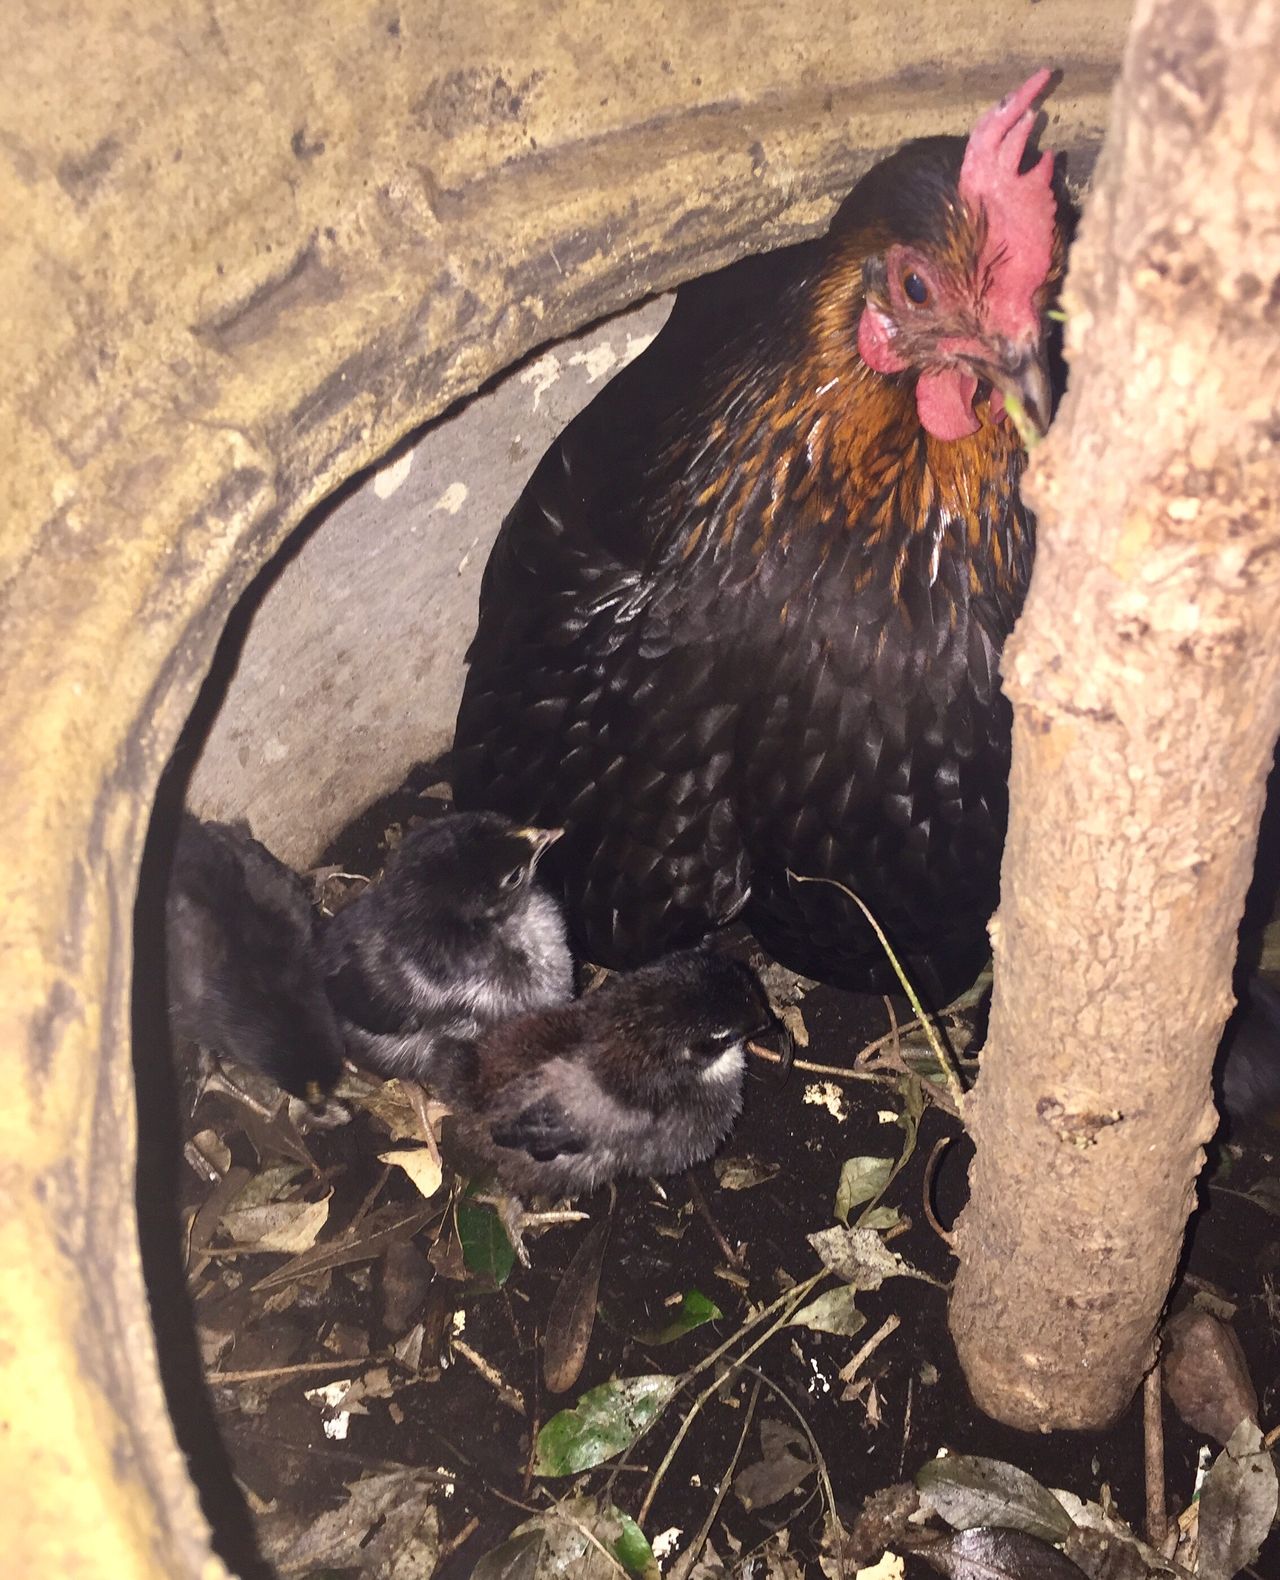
(452, 73, 1063, 1000)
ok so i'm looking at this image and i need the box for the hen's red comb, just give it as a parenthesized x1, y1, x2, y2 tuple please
(958, 69, 1056, 344)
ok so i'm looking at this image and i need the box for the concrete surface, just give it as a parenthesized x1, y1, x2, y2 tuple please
(188, 296, 675, 862)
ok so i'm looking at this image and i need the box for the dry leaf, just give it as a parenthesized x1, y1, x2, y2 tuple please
(379, 1145, 445, 1200)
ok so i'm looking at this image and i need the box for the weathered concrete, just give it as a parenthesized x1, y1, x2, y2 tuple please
(0, 2, 1128, 1574)
(188, 297, 675, 862)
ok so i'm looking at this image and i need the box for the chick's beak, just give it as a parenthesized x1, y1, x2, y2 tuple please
(989, 338, 1054, 441)
(517, 825, 563, 865)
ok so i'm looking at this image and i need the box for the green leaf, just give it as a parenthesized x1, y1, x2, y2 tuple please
(834, 1156, 894, 1225)
(787, 1285, 866, 1338)
(859, 1205, 901, 1232)
(634, 1289, 722, 1346)
(534, 1375, 680, 1476)
(612, 1510, 659, 1577)
(457, 1199, 516, 1287)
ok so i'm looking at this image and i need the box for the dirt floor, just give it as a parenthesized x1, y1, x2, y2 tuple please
(134, 771, 1280, 1579)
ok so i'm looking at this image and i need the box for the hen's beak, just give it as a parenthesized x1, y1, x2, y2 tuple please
(988, 338, 1054, 442)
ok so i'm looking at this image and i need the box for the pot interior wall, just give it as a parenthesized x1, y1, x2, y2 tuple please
(186, 297, 673, 864)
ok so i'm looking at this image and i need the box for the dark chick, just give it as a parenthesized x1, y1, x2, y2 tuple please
(1218, 978, 1280, 1130)
(434, 949, 778, 1196)
(320, 811, 573, 1081)
(166, 813, 344, 1099)
(452, 73, 1063, 1001)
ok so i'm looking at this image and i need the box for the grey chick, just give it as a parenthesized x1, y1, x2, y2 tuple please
(320, 811, 572, 1081)
(166, 813, 345, 1100)
(434, 948, 781, 1197)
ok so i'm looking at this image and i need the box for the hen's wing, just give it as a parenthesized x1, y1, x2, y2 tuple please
(453, 248, 824, 966)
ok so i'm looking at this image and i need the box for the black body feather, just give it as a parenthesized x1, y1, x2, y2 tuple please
(434, 949, 775, 1195)
(166, 814, 344, 1098)
(452, 136, 1037, 998)
(319, 811, 573, 1081)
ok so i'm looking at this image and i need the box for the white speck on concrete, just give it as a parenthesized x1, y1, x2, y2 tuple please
(262, 736, 288, 765)
(520, 350, 562, 409)
(569, 344, 619, 383)
(431, 481, 469, 515)
(803, 1081, 848, 1122)
(373, 450, 414, 499)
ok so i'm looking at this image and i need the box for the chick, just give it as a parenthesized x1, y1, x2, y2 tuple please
(434, 948, 779, 1198)
(1218, 977, 1280, 1130)
(320, 811, 572, 1081)
(166, 813, 344, 1100)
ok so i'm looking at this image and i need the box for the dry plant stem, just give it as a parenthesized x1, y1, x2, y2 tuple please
(951, 0, 1280, 1430)
(676, 1377, 762, 1576)
(747, 1043, 898, 1087)
(687, 1171, 746, 1268)
(787, 870, 966, 1110)
(208, 1357, 388, 1384)
(451, 1338, 526, 1415)
(636, 1274, 824, 1526)
(405, 1081, 444, 1171)
(436, 1516, 481, 1564)
(922, 1135, 958, 1248)
(1144, 1364, 1168, 1549)
(838, 1314, 901, 1387)
(738, 1364, 843, 1542)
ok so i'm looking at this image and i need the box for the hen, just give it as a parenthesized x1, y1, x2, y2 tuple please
(452, 73, 1063, 999)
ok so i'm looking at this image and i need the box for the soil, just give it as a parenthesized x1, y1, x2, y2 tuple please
(134, 769, 1280, 1579)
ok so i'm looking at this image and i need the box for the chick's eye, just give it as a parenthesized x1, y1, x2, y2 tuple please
(501, 866, 525, 889)
(903, 271, 930, 306)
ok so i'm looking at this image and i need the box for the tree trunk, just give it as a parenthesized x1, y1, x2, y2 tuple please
(949, 0, 1280, 1430)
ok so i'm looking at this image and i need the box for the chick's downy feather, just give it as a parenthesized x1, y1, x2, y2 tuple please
(166, 814, 344, 1098)
(452, 75, 1064, 999)
(435, 949, 775, 1195)
(319, 811, 573, 1081)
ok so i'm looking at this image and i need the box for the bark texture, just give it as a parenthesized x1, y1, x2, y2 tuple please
(950, 0, 1280, 1429)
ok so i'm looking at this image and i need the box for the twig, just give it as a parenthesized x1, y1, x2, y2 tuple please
(921, 1135, 958, 1249)
(675, 1376, 762, 1577)
(543, 1502, 629, 1576)
(838, 1313, 901, 1387)
(437, 1515, 480, 1564)
(687, 1171, 746, 1268)
(208, 1357, 379, 1384)
(787, 869, 967, 1112)
(1144, 1363, 1168, 1550)
(637, 1276, 822, 1525)
(452, 1339, 526, 1416)
(348, 1164, 391, 1237)
(405, 1080, 444, 1172)
(898, 1372, 914, 1480)
(747, 1043, 898, 1086)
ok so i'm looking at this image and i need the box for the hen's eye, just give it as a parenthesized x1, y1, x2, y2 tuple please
(501, 866, 525, 889)
(903, 271, 930, 305)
